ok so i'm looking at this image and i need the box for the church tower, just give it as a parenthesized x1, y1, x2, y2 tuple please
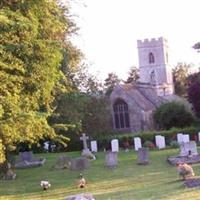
(137, 37, 174, 96)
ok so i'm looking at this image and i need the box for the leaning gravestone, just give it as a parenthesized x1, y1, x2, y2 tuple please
(15, 151, 46, 169)
(137, 148, 149, 165)
(69, 157, 89, 171)
(134, 137, 142, 151)
(111, 139, 119, 152)
(105, 151, 118, 169)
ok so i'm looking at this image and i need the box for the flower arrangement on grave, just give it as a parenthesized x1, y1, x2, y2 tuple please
(40, 180, 51, 190)
(176, 162, 195, 180)
(77, 173, 86, 188)
(143, 141, 155, 149)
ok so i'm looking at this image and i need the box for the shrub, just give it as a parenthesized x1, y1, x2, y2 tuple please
(153, 101, 194, 130)
(169, 140, 179, 148)
(143, 141, 155, 149)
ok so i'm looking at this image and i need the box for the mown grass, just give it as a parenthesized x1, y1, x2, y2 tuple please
(1, 148, 200, 200)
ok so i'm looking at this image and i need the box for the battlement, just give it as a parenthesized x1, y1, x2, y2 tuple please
(137, 37, 168, 48)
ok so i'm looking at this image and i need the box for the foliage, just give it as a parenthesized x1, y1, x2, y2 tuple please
(143, 140, 155, 149)
(0, 0, 79, 164)
(153, 101, 194, 130)
(188, 81, 200, 118)
(172, 63, 192, 97)
(104, 72, 121, 96)
(124, 66, 139, 84)
(169, 140, 179, 148)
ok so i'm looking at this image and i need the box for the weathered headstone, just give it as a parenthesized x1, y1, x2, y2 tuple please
(134, 137, 142, 151)
(53, 156, 72, 169)
(198, 132, 200, 141)
(105, 151, 118, 168)
(180, 141, 198, 156)
(155, 135, 166, 149)
(91, 141, 98, 152)
(69, 157, 89, 171)
(15, 151, 46, 169)
(111, 139, 119, 152)
(137, 148, 149, 165)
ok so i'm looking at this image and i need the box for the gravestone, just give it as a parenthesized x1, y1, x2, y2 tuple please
(182, 134, 190, 143)
(111, 139, 119, 152)
(177, 133, 183, 144)
(65, 193, 95, 200)
(198, 132, 200, 141)
(80, 133, 95, 159)
(43, 141, 49, 152)
(155, 135, 166, 149)
(105, 151, 118, 168)
(91, 141, 98, 152)
(180, 141, 198, 157)
(53, 156, 72, 170)
(69, 157, 89, 171)
(137, 148, 149, 165)
(134, 137, 142, 151)
(15, 151, 46, 169)
(184, 178, 200, 188)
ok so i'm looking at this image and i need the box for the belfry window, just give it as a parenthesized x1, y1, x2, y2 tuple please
(113, 99, 130, 129)
(149, 52, 155, 64)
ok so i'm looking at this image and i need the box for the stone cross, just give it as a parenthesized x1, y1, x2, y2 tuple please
(80, 133, 89, 150)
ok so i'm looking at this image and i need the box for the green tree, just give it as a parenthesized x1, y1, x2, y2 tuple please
(172, 63, 192, 97)
(0, 0, 77, 166)
(153, 101, 194, 130)
(104, 72, 121, 96)
(124, 66, 139, 84)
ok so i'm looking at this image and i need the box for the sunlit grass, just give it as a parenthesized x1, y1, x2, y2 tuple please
(1, 149, 200, 199)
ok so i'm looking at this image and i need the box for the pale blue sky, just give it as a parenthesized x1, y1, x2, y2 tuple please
(64, 0, 200, 80)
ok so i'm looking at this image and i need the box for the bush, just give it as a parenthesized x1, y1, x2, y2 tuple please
(153, 101, 194, 130)
(169, 140, 179, 148)
(143, 141, 155, 149)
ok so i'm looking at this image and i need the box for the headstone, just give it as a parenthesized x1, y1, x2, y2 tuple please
(180, 141, 198, 156)
(198, 132, 200, 141)
(155, 135, 166, 149)
(80, 133, 89, 150)
(15, 151, 46, 169)
(65, 193, 95, 200)
(53, 156, 72, 169)
(105, 151, 118, 168)
(177, 133, 183, 144)
(69, 157, 89, 171)
(137, 148, 149, 165)
(111, 139, 119, 152)
(43, 141, 49, 152)
(91, 141, 98, 152)
(134, 137, 142, 151)
(182, 134, 190, 143)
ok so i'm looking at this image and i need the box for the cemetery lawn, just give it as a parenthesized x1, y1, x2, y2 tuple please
(1, 149, 200, 200)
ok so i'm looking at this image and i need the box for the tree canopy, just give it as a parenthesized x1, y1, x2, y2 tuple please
(0, 0, 80, 164)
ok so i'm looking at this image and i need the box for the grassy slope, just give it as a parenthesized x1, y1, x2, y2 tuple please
(1, 149, 200, 200)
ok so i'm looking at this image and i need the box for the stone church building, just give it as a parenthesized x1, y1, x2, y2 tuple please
(110, 37, 180, 132)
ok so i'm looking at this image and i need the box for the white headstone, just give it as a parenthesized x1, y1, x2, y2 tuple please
(80, 133, 89, 150)
(198, 132, 200, 141)
(180, 141, 198, 156)
(182, 134, 190, 143)
(111, 139, 119, 152)
(90, 141, 97, 152)
(134, 137, 142, 151)
(177, 133, 183, 144)
(155, 135, 166, 149)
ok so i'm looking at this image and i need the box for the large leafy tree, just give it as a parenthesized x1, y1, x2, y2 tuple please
(172, 63, 192, 97)
(0, 0, 78, 164)
(124, 66, 139, 84)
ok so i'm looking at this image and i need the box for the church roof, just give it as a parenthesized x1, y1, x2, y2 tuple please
(110, 83, 167, 111)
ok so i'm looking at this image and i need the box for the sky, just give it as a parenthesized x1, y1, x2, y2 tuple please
(65, 0, 200, 80)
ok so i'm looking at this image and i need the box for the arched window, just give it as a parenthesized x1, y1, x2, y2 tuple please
(149, 52, 155, 64)
(113, 99, 130, 129)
